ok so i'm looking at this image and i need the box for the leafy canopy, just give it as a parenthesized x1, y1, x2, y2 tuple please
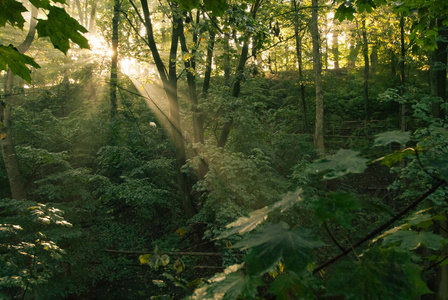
(0, 0, 89, 82)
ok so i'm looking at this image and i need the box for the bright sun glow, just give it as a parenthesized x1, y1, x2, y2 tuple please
(86, 33, 113, 57)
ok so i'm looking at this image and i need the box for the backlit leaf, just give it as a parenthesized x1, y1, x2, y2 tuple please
(306, 149, 368, 180)
(382, 230, 447, 251)
(36, 6, 89, 54)
(0, 0, 26, 28)
(219, 206, 270, 239)
(314, 192, 361, 228)
(378, 148, 415, 167)
(374, 131, 410, 147)
(234, 222, 324, 275)
(203, 0, 228, 16)
(0, 45, 40, 83)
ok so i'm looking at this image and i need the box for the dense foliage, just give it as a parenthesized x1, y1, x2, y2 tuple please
(1, 0, 448, 299)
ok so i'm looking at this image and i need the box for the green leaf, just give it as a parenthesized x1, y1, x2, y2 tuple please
(326, 247, 431, 299)
(29, 0, 66, 10)
(0, 45, 40, 83)
(306, 149, 368, 180)
(269, 272, 315, 300)
(382, 230, 447, 251)
(378, 148, 416, 167)
(203, 0, 228, 16)
(314, 192, 361, 228)
(272, 189, 303, 212)
(0, 0, 27, 28)
(218, 189, 303, 239)
(206, 271, 262, 300)
(234, 222, 324, 275)
(139, 254, 152, 265)
(219, 206, 270, 239)
(35, 6, 89, 54)
(374, 131, 410, 147)
(176, 0, 200, 11)
(335, 2, 356, 22)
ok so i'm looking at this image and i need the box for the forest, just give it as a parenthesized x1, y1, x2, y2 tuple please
(1, 0, 448, 299)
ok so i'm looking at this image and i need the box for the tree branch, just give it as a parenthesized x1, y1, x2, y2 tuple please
(313, 179, 446, 274)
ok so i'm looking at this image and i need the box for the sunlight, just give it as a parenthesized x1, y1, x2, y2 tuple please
(86, 33, 113, 57)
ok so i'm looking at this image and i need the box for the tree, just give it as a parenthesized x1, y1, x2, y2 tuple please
(0, 1, 89, 199)
(311, 0, 324, 156)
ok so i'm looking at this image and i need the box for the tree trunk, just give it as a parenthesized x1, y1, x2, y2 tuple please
(311, 0, 324, 157)
(332, 25, 339, 69)
(0, 5, 38, 200)
(140, 0, 197, 218)
(399, 15, 406, 132)
(223, 33, 231, 87)
(293, 0, 307, 133)
(202, 29, 216, 98)
(433, 17, 448, 300)
(179, 13, 204, 145)
(433, 17, 448, 119)
(362, 19, 370, 122)
(74, 0, 84, 26)
(89, 2, 97, 32)
(109, 0, 120, 145)
(217, 0, 261, 148)
(370, 45, 378, 73)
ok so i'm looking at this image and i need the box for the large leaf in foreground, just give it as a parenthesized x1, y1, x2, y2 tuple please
(0, 0, 26, 28)
(382, 230, 447, 251)
(314, 192, 361, 228)
(374, 131, 410, 147)
(234, 222, 324, 275)
(326, 247, 431, 299)
(219, 190, 303, 239)
(307, 149, 368, 180)
(36, 6, 89, 54)
(205, 270, 262, 300)
(0, 45, 40, 83)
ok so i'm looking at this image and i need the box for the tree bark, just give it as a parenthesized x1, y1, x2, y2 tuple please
(139, 0, 197, 218)
(217, 0, 261, 148)
(332, 25, 339, 69)
(311, 0, 324, 157)
(293, 0, 307, 133)
(179, 15, 203, 144)
(362, 19, 370, 122)
(1, 5, 38, 200)
(74, 0, 84, 26)
(399, 15, 406, 132)
(223, 33, 231, 87)
(109, 0, 120, 145)
(89, 1, 97, 32)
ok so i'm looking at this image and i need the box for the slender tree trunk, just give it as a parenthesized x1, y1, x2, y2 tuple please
(370, 45, 378, 73)
(362, 19, 370, 122)
(399, 15, 406, 132)
(293, 0, 307, 133)
(89, 2, 97, 32)
(390, 49, 396, 76)
(2, 71, 27, 199)
(311, 0, 324, 157)
(332, 26, 339, 69)
(433, 17, 448, 300)
(202, 30, 216, 98)
(179, 16, 203, 144)
(217, 0, 261, 148)
(140, 0, 197, 218)
(74, 0, 84, 26)
(109, 0, 120, 145)
(223, 33, 231, 87)
(1, 5, 38, 199)
(433, 18, 448, 119)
